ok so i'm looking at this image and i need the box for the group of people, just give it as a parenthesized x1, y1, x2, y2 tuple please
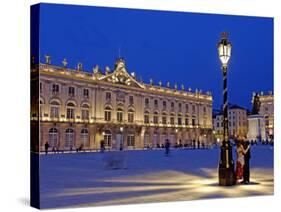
(235, 141, 251, 184)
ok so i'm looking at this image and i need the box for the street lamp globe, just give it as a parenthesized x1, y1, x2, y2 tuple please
(218, 32, 232, 68)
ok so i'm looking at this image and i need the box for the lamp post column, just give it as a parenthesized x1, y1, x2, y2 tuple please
(218, 32, 235, 186)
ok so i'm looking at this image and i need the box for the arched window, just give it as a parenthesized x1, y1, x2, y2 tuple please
(117, 108, 123, 122)
(49, 128, 58, 147)
(153, 111, 158, 124)
(104, 106, 112, 121)
(81, 103, 90, 120)
(104, 130, 112, 146)
(128, 109, 134, 123)
(65, 128, 74, 149)
(81, 128, 89, 147)
(50, 100, 60, 118)
(178, 102, 182, 110)
(66, 102, 75, 119)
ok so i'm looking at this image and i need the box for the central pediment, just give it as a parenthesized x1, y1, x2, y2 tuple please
(98, 58, 145, 89)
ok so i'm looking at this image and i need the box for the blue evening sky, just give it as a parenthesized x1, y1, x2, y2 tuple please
(36, 3, 273, 110)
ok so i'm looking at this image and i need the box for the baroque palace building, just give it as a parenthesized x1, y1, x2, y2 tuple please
(31, 56, 213, 152)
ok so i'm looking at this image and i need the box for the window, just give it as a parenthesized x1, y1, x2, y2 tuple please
(163, 101, 166, 108)
(185, 104, 189, 112)
(129, 96, 134, 104)
(81, 104, 89, 120)
(104, 106, 111, 121)
(153, 112, 158, 124)
(106, 92, 111, 101)
(52, 84, 59, 94)
(185, 116, 189, 125)
(117, 108, 123, 122)
(50, 101, 60, 118)
(171, 102, 174, 108)
(192, 105, 196, 113)
(145, 98, 149, 106)
(66, 102, 75, 119)
(162, 113, 167, 124)
(144, 111, 149, 124)
(65, 128, 74, 149)
(40, 82, 42, 93)
(192, 117, 196, 126)
(49, 128, 58, 147)
(203, 106, 206, 114)
(154, 99, 158, 107)
(83, 89, 89, 98)
(217, 122, 219, 127)
(128, 109, 134, 123)
(68, 86, 75, 96)
(178, 117, 182, 125)
(81, 128, 89, 147)
(170, 117, 175, 125)
(127, 134, 135, 146)
(104, 130, 112, 146)
(178, 103, 182, 109)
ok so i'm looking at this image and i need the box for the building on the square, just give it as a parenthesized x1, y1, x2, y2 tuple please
(258, 91, 274, 140)
(212, 104, 248, 143)
(31, 56, 213, 151)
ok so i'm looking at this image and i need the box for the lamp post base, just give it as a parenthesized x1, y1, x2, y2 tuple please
(218, 145, 235, 186)
(219, 165, 235, 186)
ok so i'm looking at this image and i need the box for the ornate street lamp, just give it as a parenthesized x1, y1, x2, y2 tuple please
(217, 32, 235, 186)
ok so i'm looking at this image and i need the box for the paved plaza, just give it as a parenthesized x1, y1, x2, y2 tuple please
(39, 146, 273, 208)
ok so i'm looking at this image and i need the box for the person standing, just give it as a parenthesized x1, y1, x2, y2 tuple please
(243, 141, 251, 184)
(100, 140, 105, 153)
(165, 139, 170, 156)
(44, 142, 49, 155)
(236, 141, 250, 183)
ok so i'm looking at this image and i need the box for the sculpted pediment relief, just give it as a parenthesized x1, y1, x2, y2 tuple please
(98, 58, 145, 89)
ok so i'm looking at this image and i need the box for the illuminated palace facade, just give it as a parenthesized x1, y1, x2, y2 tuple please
(32, 57, 213, 151)
(258, 92, 274, 140)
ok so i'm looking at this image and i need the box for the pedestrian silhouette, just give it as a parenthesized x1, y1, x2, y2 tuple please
(100, 140, 105, 153)
(44, 142, 49, 155)
(164, 139, 170, 156)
